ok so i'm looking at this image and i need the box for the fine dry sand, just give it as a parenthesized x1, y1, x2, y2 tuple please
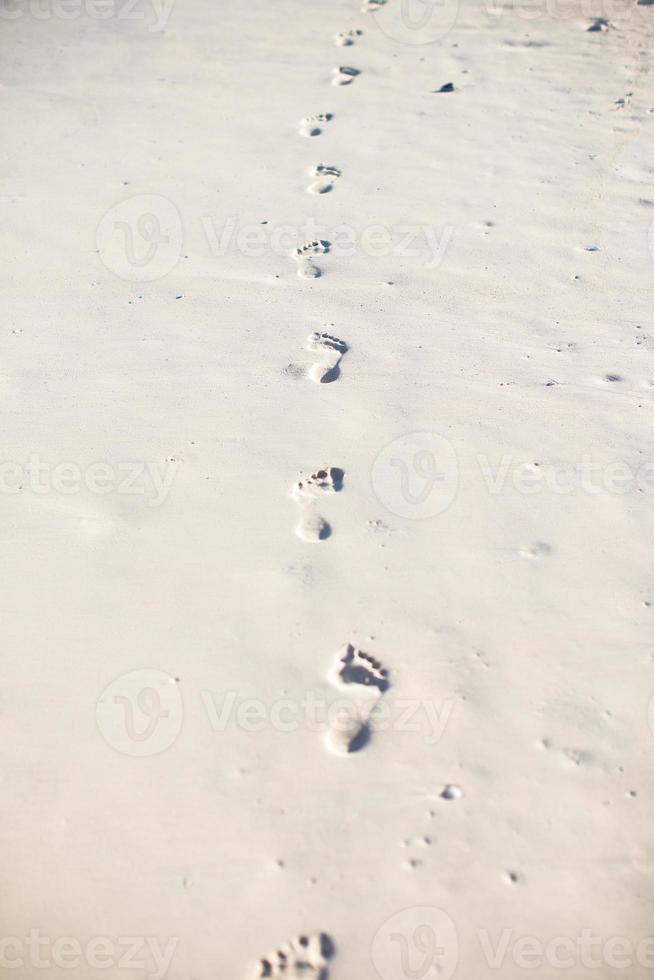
(2, 0, 654, 977)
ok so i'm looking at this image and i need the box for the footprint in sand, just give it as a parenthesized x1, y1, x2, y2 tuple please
(335, 29, 363, 46)
(332, 643, 390, 692)
(332, 66, 360, 87)
(292, 467, 344, 543)
(253, 932, 335, 978)
(294, 240, 331, 279)
(306, 331, 348, 383)
(299, 113, 333, 137)
(307, 164, 342, 195)
(326, 644, 390, 754)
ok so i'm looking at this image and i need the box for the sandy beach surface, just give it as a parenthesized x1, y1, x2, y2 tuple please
(2, 0, 654, 976)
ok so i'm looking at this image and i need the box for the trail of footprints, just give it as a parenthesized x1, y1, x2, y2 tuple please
(249, 644, 392, 975)
(291, 0, 361, 530)
(249, 0, 560, 969)
(256, 9, 371, 975)
(296, 24, 361, 268)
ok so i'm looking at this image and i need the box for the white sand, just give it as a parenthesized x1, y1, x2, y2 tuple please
(2, 0, 654, 976)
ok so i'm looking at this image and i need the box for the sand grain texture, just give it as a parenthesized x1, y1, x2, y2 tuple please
(1, 0, 654, 976)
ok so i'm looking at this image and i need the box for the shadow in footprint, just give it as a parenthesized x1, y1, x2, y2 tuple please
(348, 723, 371, 753)
(337, 645, 390, 692)
(306, 332, 348, 384)
(320, 363, 341, 383)
(257, 932, 335, 979)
